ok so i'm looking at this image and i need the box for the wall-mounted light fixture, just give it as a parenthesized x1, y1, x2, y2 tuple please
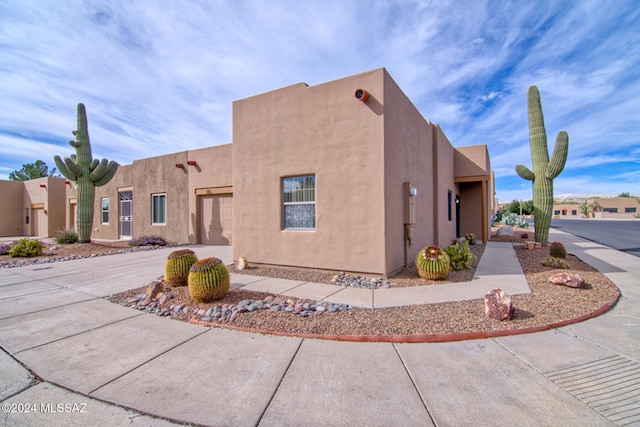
(39, 184, 47, 189)
(355, 88, 370, 103)
(175, 163, 184, 168)
(187, 160, 197, 166)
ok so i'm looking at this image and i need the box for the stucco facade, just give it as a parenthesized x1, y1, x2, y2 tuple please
(2, 68, 492, 275)
(0, 176, 66, 238)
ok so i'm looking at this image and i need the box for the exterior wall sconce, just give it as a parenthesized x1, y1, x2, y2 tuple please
(39, 184, 47, 189)
(187, 160, 197, 166)
(175, 163, 184, 168)
(355, 88, 370, 103)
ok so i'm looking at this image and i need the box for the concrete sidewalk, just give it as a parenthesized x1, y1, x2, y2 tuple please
(0, 233, 639, 426)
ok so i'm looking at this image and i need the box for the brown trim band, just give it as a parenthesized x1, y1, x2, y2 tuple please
(195, 186, 233, 196)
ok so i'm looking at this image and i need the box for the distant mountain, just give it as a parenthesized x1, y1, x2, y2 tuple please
(554, 193, 639, 203)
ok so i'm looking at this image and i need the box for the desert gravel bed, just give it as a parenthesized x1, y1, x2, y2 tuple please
(109, 241, 620, 338)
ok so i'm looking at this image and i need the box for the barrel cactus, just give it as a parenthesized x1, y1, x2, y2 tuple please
(54, 103, 118, 243)
(165, 249, 198, 287)
(515, 86, 569, 245)
(416, 246, 450, 280)
(549, 241, 567, 259)
(188, 257, 230, 302)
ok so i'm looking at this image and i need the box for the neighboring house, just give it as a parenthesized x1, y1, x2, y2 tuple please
(552, 197, 640, 219)
(0, 176, 67, 238)
(1, 68, 494, 275)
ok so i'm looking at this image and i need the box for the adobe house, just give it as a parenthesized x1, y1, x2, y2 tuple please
(0, 176, 66, 237)
(2, 68, 493, 275)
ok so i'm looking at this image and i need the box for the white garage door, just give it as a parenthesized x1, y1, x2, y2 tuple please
(199, 194, 232, 245)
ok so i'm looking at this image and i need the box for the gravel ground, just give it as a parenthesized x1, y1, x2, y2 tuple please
(1, 233, 620, 338)
(106, 230, 620, 338)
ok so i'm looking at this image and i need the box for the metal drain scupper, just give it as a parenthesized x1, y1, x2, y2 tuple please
(546, 355, 640, 426)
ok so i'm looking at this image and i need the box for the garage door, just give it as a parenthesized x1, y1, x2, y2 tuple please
(199, 194, 232, 245)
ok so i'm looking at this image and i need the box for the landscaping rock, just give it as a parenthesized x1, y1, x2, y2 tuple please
(497, 226, 515, 236)
(484, 288, 514, 321)
(549, 272, 585, 288)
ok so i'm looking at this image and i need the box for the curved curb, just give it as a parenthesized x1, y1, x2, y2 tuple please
(189, 290, 620, 343)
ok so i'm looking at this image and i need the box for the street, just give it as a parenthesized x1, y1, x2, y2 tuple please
(551, 218, 640, 258)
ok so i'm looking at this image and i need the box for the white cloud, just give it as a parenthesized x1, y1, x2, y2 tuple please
(0, 0, 638, 199)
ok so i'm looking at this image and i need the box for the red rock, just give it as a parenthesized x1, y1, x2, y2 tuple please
(484, 288, 514, 321)
(549, 273, 585, 288)
(145, 281, 163, 299)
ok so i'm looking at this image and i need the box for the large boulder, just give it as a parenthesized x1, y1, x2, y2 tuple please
(549, 272, 585, 288)
(484, 288, 514, 321)
(497, 226, 515, 236)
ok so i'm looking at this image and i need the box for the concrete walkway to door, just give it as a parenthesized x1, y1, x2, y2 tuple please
(0, 229, 638, 426)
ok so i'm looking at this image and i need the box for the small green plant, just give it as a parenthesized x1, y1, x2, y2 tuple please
(542, 256, 569, 269)
(415, 246, 451, 280)
(9, 238, 43, 257)
(129, 235, 167, 247)
(501, 212, 529, 228)
(549, 241, 567, 259)
(445, 241, 477, 271)
(54, 228, 79, 244)
(165, 249, 198, 287)
(465, 233, 477, 245)
(188, 257, 230, 302)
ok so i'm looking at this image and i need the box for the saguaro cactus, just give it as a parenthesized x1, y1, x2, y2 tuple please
(515, 86, 569, 245)
(54, 103, 118, 243)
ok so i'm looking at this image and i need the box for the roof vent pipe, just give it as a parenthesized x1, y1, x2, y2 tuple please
(355, 88, 370, 103)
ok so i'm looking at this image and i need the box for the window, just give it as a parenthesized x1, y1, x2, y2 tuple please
(152, 194, 166, 225)
(554, 210, 561, 215)
(625, 207, 637, 213)
(571, 210, 578, 216)
(283, 176, 315, 229)
(101, 198, 109, 224)
(603, 207, 618, 213)
(25, 208, 30, 224)
(448, 191, 452, 221)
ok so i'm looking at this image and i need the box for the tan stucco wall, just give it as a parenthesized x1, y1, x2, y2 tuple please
(0, 180, 24, 236)
(187, 144, 233, 243)
(92, 163, 133, 239)
(382, 70, 438, 273)
(434, 125, 457, 247)
(233, 69, 387, 273)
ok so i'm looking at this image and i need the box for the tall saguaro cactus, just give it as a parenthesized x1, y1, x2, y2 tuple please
(54, 103, 118, 243)
(515, 86, 569, 245)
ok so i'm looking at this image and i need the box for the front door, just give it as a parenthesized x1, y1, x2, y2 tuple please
(119, 191, 133, 240)
(455, 195, 461, 238)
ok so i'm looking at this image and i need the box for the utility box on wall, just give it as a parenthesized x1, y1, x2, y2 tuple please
(403, 181, 417, 224)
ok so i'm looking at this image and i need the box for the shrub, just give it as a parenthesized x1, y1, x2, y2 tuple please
(501, 212, 528, 228)
(445, 240, 477, 271)
(542, 256, 570, 269)
(0, 242, 12, 255)
(549, 241, 567, 259)
(54, 228, 79, 244)
(415, 246, 450, 280)
(465, 233, 477, 245)
(9, 238, 43, 257)
(129, 235, 167, 247)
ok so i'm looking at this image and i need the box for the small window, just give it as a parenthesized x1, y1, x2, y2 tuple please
(448, 191, 452, 221)
(603, 207, 618, 213)
(554, 210, 561, 215)
(283, 176, 315, 229)
(101, 198, 109, 224)
(25, 208, 30, 224)
(152, 194, 166, 225)
(625, 207, 636, 213)
(571, 210, 577, 215)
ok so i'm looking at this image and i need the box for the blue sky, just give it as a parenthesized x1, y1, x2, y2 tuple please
(1, 0, 638, 202)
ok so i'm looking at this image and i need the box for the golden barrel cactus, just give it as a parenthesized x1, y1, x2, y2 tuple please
(165, 249, 198, 287)
(416, 246, 451, 280)
(188, 257, 230, 303)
